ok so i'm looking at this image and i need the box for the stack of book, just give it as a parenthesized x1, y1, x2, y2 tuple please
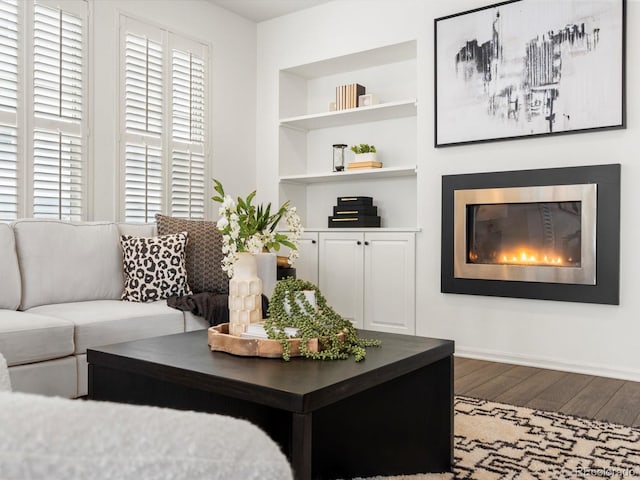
(335, 83, 365, 110)
(240, 321, 300, 339)
(328, 196, 381, 228)
(347, 160, 383, 170)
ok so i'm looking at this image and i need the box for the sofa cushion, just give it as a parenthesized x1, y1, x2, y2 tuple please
(0, 223, 21, 310)
(118, 223, 157, 237)
(13, 220, 123, 310)
(156, 214, 229, 294)
(120, 232, 192, 302)
(0, 310, 74, 366)
(28, 300, 184, 354)
(8, 356, 77, 398)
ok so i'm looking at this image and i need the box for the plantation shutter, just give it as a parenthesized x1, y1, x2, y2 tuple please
(169, 42, 206, 219)
(32, 130, 82, 219)
(120, 18, 209, 222)
(125, 33, 163, 136)
(170, 149, 204, 218)
(171, 50, 205, 143)
(121, 22, 164, 223)
(0, 0, 19, 221)
(32, 2, 85, 220)
(124, 144, 162, 223)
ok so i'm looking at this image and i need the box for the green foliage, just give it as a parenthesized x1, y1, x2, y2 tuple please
(213, 178, 292, 252)
(350, 144, 377, 154)
(266, 277, 381, 361)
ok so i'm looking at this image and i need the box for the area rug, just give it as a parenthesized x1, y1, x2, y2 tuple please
(365, 396, 640, 480)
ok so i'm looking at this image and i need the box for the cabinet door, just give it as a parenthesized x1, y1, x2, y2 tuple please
(294, 232, 319, 284)
(363, 232, 415, 334)
(318, 232, 364, 328)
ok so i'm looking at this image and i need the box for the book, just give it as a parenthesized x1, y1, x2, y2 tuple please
(337, 196, 373, 206)
(333, 205, 378, 216)
(335, 83, 366, 110)
(240, 322, 300, 339)
(328, 215, 381, 228)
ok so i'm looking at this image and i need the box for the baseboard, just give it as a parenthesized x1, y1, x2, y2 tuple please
(455, 346, 640, 382)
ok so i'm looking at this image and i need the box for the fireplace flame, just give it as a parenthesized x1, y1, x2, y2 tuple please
(500, 250, 563, 266)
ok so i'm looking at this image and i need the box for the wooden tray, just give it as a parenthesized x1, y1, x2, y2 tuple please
(208, 323, 343, 358)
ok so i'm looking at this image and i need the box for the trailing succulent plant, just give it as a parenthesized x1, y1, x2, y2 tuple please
(265, 277, 381, 362)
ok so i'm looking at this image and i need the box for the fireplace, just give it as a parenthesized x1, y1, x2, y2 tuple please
(441, 164, 620, 304)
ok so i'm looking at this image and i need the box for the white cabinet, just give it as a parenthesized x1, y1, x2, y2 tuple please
(318, 231, 415, 334)
(294, 232, 319, 284)
(318, 232, 365, 327)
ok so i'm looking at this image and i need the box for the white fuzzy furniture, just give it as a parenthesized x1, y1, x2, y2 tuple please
(0, 219, 276, 398)
(0, 353, 292, 480)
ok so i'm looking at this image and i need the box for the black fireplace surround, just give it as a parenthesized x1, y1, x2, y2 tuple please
(441, 164, 620, 304)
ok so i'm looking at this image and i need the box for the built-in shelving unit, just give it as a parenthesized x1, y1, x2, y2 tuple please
(277, 40, 418, 230)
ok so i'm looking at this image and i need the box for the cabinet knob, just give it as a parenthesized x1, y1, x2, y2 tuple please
(356, 241, 362, 245)
(364, 241, 369, 246)
(311, 240, 317, 244)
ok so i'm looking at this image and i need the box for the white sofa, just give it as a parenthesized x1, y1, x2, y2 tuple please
(0, 219, 276, 399)
(0, 353, 293, 480)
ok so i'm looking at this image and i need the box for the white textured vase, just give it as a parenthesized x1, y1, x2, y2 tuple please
(228, 252, 263, 336)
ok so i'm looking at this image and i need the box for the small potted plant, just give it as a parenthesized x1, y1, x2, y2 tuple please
(350, 144, 377, 162)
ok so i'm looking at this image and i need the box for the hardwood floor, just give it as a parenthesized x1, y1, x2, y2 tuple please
(455, 357, 640, 428)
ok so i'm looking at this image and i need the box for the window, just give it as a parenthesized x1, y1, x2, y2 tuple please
(0, 0, 19, 222)
(0, 0, 88, 222)
(33, 3, 85, 219)
(120, 17, 208, 223)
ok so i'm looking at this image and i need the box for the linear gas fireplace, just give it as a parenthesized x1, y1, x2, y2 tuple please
(441, 164, 620, 304)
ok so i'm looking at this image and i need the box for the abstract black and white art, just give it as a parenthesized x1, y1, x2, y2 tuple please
(434, 0, 625, 147)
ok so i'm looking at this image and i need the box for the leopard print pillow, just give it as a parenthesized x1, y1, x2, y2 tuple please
(120, 232, 192, 302)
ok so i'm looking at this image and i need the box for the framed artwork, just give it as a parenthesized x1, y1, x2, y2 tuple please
(434, 0, 626, 147)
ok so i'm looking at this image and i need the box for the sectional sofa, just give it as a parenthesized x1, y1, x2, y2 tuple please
(0, 219, 275, 398)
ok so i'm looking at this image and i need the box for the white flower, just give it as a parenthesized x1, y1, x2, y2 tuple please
(246, 234, 264, 254)
(216, 216, 229, 230)
(229, 223, 240, 240)
(222, 195, 236, 211)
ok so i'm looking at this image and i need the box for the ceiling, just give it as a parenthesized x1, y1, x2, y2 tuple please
(207, 0, 332, 23)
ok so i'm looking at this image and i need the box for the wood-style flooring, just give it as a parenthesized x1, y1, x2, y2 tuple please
(455, 357, 640, 428)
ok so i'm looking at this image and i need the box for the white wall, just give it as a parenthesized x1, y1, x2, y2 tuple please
(256, 0, 640, 380)
(90, 0, 257, 220)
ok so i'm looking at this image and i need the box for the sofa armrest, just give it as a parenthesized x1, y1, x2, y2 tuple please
(0, 391, 292, 479)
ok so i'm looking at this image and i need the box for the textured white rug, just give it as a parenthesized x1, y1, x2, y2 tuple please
(363, 396, 640, 480)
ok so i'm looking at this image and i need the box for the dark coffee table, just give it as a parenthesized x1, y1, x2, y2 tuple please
(88, 329, 454, 480)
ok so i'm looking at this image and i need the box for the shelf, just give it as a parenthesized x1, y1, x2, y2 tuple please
(282, 41, 416, 79)
(279, 99, 417, 131)
(279, 166, 416, 185)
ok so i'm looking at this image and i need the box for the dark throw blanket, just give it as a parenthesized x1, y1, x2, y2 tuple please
(167, 293, 269, 327)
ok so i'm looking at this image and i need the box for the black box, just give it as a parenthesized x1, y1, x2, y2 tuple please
(328, 215, 381, 228)
(337, 196, 373, 206)
(333, 205, 378, 216)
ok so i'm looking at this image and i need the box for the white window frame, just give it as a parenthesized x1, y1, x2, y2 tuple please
(118, 14, 211, 223)
(26, 0, 90, 220)
(0, 0, 90, 222)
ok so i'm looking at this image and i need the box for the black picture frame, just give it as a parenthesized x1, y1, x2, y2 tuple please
(434, 0, 626, 147)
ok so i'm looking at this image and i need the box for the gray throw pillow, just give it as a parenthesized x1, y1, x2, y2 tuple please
(155, 214, 229, 294)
